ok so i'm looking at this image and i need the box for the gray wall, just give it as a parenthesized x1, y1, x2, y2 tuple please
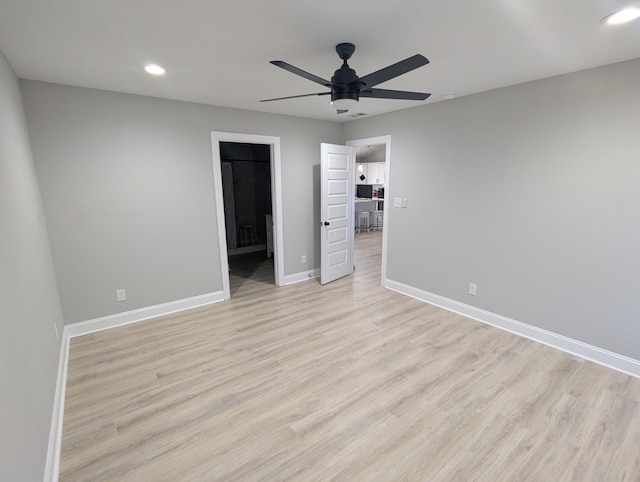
(21, 81, 341, 324)
(0, 50, 63, 481)
(344, 58, 640, 360)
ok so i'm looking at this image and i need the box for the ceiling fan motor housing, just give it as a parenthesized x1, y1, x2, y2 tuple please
(331, 63, 362, 102)
(331, 43, 362, 102)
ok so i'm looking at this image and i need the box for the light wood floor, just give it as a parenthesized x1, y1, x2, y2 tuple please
(60, 231, 640, 481)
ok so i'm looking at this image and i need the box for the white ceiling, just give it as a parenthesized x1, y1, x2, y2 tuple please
(356, 144, 386, 163)
(1, 0, 639, 122)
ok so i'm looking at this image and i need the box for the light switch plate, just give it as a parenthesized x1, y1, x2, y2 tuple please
(393, 197, 402, 208)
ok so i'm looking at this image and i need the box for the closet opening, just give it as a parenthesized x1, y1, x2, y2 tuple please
(220, 141, 274, 295)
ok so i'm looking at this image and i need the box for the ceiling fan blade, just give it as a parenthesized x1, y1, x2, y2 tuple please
(260, 92, 331, 102)
(357, 54, 429, 89)
(360, 88, 431, 101)
(336, 109, 349, 115)
(270, 61, 333, 87)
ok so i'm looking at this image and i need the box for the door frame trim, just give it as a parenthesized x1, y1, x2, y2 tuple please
(211, 132, 285, 299)
(346, 135, 391, 285)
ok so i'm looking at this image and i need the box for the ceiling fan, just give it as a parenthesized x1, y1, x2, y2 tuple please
(261, 43, 431, 114)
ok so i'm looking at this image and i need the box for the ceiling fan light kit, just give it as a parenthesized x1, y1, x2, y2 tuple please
(331, 97, 359, 110)
(261, 42, 431, 114)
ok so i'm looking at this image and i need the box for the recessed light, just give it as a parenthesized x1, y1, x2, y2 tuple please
(144, 64, 166, 75)
(603, 7, 640, 25)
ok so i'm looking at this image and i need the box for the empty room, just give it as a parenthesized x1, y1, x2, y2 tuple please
(1, 1, 640, 480)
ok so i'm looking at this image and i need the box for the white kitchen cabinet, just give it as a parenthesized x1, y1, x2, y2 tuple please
(367, 162, 385, 185)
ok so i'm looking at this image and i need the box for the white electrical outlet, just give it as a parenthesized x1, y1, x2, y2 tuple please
(301, 255, 307, 264)
(116, 289, 126, 302)
(394, 197, 402, 208)
(468, 283, 477, 296)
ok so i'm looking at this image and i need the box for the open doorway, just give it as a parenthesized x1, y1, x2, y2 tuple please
(220, 142, 273, 295)
(211, 132, 285, 300)
(347, 135, 391, 285)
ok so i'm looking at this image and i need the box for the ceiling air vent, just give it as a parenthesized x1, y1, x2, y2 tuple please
(349, 113, 368, 118)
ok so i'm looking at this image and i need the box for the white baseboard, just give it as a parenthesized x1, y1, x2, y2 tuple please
(284, 268, 320, 285)
(65, 291, 225, 338)
(44, 333, 69, 482)
(45, 291, 225, 480)
(384, 278, 640, 379)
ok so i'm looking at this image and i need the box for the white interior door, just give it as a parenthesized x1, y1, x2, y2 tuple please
(320, 143, 355, 284)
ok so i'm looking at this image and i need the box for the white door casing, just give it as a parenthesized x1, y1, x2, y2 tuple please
(320, 143, 355, 285)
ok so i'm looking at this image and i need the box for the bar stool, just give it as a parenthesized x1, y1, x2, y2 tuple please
(372, 210, 384, 231)
(356, 211, 370, 233)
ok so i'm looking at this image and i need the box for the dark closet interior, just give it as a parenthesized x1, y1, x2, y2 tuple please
(220, 142, 272, 253)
